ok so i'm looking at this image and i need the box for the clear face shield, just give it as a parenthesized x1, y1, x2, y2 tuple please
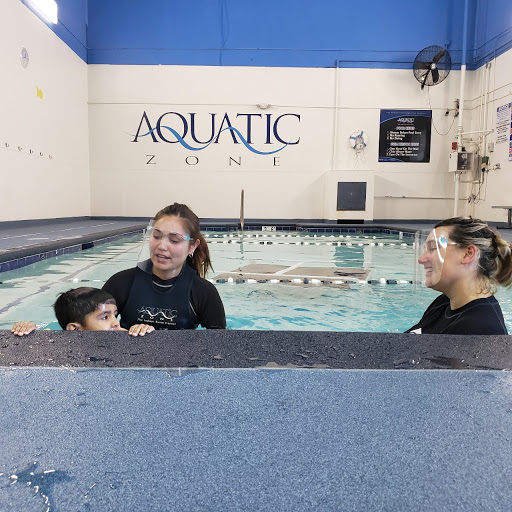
(137, 220, 194, 274)
(414, 228, 455, 289)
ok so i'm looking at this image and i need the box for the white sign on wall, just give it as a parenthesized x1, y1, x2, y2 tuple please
(496, 102, 512, 162)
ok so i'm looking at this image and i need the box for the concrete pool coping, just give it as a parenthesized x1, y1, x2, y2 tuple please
(0, 329, 510, 370)
(0, 222, 148, 271)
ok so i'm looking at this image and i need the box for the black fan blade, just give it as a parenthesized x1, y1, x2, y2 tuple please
(432, 68, 439, 83)
(432, 49, 446, 64)
(421, 69, 431, 89)
(414, 60, 431, 70)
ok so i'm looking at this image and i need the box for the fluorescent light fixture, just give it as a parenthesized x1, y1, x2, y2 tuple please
(30, 0, 58, 24)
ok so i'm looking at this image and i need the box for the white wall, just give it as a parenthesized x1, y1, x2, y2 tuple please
(88, 66, 331, 220)
(337, 67, 467, 220)
(468, 48, 512, 223)
(0, 0, 90, 222)
(88, 64, 468, 221)
(5, 0, 509, 223)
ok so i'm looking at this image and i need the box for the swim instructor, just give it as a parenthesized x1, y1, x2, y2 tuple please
(103, 203, 226, 332)
(406, 217, 512, 335)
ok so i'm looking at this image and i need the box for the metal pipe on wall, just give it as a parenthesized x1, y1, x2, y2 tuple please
(240, 189, 244, 231)
(481, 62, 492, 158)
(331, 61, 340, 171)
(454, 0, 470, 217)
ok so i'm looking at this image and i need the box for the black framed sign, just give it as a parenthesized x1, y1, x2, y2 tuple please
(378, 109, 432, 163)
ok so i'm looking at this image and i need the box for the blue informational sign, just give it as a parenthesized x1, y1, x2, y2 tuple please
(378, 110, 432, 163)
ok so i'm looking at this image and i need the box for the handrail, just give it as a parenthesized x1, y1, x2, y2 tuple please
(240, 189, 245, 231)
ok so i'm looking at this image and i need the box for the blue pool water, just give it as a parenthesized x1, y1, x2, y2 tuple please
(1, 230, 511, 332)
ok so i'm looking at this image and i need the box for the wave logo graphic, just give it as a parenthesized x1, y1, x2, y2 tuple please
(139, 126, 287, 155)
(138, 307, 177, 322)
(131, 111, 300, 155)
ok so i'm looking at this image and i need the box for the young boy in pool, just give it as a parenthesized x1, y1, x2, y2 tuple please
(11, 287, 154, 336)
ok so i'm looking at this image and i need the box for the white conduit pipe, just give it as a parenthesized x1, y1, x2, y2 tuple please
(481, 62, 492, 158)
(478, 62, 486, 130)
(454, 0, 469, 217)
(331, 61, 340, 170)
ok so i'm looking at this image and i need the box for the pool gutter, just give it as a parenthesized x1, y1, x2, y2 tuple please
(0, 329, 510, 370)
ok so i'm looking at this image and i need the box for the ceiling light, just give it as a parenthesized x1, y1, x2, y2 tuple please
(30, 0, 58, 24)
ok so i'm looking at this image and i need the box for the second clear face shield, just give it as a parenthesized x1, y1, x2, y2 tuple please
(414, 228, 455, 289)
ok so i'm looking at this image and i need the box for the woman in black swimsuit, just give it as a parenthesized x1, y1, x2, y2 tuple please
(103, 203, 226, 334)
(406, 217, 512, 335)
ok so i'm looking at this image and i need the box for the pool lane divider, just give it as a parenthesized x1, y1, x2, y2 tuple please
(212, 264, 413, 287)
(209, 277, 415, 286)
(204, 232, 414, 244)
(205, 239, 412, 248)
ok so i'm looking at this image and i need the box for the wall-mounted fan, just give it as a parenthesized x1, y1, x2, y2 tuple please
(413, 45, 452, 89)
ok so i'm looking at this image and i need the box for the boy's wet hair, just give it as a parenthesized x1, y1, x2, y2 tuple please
(53, 287, 116, 329)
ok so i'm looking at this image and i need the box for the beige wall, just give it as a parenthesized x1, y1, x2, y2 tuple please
(88, 66, 334, 219)
(88, 64, 467, 220)
(3, 0, 510, 222)
(470, 50, 512, 223)
(0, 0, 90, 222)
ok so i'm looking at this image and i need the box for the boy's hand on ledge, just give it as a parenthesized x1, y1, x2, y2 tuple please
(11, 321, 38, 336)
(128, 324, 156, 337)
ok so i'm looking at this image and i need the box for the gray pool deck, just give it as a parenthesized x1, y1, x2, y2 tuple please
(1, 217, 510, 255)
(1, 217, 512, 511)
(1, 330, 512, 511)
(2, 365, 512, 511)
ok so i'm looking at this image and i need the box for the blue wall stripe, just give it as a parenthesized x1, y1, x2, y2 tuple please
(20, 0, 512, 70)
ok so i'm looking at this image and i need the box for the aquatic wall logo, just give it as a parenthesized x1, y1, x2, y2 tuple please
(131, 111, 301, 155)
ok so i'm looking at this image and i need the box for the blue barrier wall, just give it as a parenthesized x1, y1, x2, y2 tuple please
(473, 0, 512, 67)
(19, 0, 512, 68)
(86, 0, 467, 68)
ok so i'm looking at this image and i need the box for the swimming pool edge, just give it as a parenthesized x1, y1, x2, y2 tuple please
(0, 225, 147, 272)
(0, 330, 509, 370)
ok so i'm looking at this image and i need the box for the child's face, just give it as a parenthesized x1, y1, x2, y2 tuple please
(80, 303, 122, 331)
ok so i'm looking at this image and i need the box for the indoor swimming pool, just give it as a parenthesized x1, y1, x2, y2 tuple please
(1, 229, 512, 332)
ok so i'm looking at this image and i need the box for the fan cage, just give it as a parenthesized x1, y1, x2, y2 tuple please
(413, 45, 452, 87)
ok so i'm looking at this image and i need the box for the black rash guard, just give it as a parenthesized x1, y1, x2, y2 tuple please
(405, 294, 508, 335)
(103, 263, 226, 330)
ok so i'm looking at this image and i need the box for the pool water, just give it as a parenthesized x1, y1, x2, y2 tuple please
(1, 230, 511, 332)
